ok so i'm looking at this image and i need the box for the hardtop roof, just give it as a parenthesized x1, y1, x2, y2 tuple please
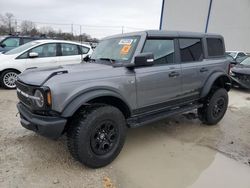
(103, 30, 223, 40)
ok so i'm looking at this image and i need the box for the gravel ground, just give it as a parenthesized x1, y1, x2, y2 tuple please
(0, 88, 250, 188)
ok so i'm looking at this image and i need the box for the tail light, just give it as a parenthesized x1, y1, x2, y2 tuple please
(228, 63, 234, 75)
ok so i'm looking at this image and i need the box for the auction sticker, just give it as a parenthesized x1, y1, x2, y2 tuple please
(119, 39, 134, 45)
(120, 45, 132, 55)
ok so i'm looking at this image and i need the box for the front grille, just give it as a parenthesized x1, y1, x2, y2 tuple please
(16, 81, 34, 107)
(233, 73, 250, 83)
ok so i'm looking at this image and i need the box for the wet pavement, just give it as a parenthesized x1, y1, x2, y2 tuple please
(0, 88, 250, 188)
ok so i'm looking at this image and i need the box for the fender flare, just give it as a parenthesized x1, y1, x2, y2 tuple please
(61, 89, 131, 118)
(200, 72, 231, 98)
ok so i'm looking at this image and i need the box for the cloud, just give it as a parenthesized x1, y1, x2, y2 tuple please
(0, 0, 162, 38)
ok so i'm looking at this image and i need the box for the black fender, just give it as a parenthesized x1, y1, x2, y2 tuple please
(200, 72, 231, 98)
(61, 89, 131, 118)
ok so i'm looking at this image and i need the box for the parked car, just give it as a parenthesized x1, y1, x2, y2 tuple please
(226, 53, 248, 65)
(0, 35, 47, 53)
(226, 51, 247, 60)
(230, 57, 250, 89)
(0, 40, 92, 89)
(16, 30, 231, 168)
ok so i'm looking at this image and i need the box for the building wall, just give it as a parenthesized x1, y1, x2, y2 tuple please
(161, 0, 250, 52)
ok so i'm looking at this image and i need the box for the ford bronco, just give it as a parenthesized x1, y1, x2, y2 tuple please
(16, 30, 231, 168)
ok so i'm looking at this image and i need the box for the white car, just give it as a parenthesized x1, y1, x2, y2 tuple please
(0, 40, 93, 89)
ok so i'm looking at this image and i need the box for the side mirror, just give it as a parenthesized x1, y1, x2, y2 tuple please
(0, 43, 6, 48)
(29, 52, 39, 58)
(133, 52, 154, 67)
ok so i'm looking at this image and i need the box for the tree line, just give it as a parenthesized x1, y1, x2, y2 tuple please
(0, 13, 99, 43)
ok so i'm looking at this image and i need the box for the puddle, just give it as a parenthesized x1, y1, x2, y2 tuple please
(111, 126, 250, 188)
(188, 153, 250, 188)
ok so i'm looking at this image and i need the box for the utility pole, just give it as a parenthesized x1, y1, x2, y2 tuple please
(122, 26, 124, 34)
(205, 0, 213, 33)
(79, 25, 82, 43)
(15, 19, 17, 34)
(71, 23, 74, 36)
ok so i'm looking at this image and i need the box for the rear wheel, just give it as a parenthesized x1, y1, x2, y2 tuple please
(67, 105, 127, 168)
(0, 70, 19, 89)
(198, 88, 228, 125)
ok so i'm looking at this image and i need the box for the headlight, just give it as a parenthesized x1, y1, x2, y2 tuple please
(34, 90, 44, 108)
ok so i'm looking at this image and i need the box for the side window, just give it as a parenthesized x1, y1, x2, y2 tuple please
(79, 46, 90, 54)
(22, 38, 34, 44)
(2, 38, 20, 47)
(207, 38, 224, 57)
(61, 43, 79, 56)
(30, 43, 57, 57)
(142, 39, 174, 65)
(179, 38, 204, 62)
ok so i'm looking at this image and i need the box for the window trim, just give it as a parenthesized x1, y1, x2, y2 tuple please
(178, 37, 205, 63)
(141, 37, 177, 66)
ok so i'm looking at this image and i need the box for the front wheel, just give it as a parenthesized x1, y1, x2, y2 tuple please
(0, 70, 19, 89)
(198, 88, 228, 125)
(67, 105, 127, 168)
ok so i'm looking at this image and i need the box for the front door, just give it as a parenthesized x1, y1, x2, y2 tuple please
(25, 43, 58, 69)
(135, 38, 182, 110)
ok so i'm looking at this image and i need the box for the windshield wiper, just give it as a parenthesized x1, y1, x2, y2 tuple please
(99, 58, 116, 64)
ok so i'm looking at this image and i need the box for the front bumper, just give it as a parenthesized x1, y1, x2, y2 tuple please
(17, 103, 67, 139)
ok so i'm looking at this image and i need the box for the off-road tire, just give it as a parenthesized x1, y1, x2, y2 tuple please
(198, 88, 228, 125)
(67, 105, 127, 168)
(0, 70, 19, 89)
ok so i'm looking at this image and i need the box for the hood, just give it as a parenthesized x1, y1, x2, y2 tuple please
(17, 62, 113, 86)
(0, 53, 16, 60)
(231, 64, 250, 75)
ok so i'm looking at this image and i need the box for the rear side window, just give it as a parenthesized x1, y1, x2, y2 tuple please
(2, 38, 20, 47)
(79, 46, 90, 54)
(207, 38, 224, 57)
(142, 39, 174, 65)
(179, 38, 204, 62)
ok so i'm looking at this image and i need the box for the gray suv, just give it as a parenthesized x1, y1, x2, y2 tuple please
(16, 30, 231, 168)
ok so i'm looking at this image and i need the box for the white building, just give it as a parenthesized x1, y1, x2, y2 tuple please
(160, 0, 250, 52)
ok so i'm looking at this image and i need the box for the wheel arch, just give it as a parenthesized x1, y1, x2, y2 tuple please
(0, 68, 21, 75)
(200, 72, 231, 98)
(61, 90, 132, 119)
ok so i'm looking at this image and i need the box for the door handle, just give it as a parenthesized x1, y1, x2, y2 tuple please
(169, 71, 180, 78)
(200, 67, 208, 72)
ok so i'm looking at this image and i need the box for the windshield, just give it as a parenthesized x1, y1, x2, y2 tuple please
(5, 41, 41, 55)
(91, 36, 140, 62)
(240, 57, 250, 65)
(227, 52, 237, 58)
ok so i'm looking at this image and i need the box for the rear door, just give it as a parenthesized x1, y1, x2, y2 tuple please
(135, 38, 182, 110)
(178, 38, 206, 99)
(57, 43, 82, 65)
